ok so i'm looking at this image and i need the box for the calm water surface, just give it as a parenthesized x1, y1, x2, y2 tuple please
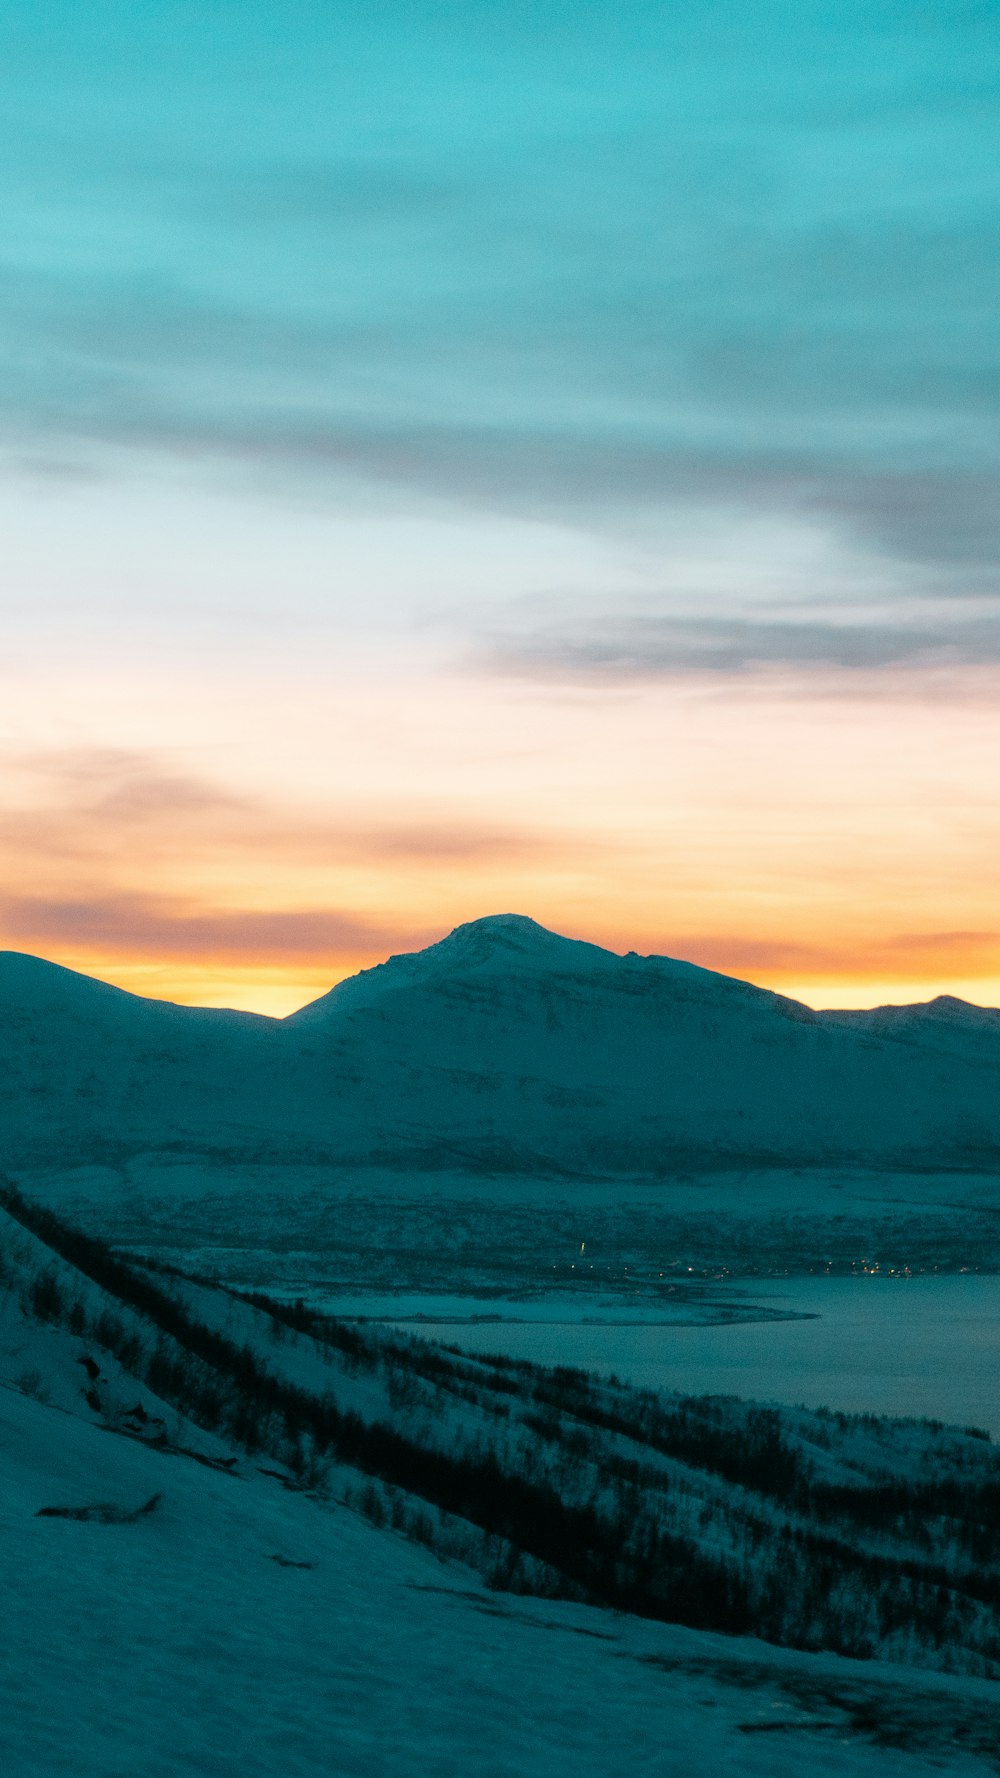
(372, 1275, 1000, 1435)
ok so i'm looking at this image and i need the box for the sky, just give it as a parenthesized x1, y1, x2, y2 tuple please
(1, 1, 999, 1014)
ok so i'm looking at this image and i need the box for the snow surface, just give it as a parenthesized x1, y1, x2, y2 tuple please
(7, 1381, 998, 1778)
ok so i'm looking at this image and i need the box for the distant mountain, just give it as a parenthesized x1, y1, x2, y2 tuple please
(823, 994, 1000, 1063)
(0, 949, 280, 1167)
(2, 914, 1000, 1179)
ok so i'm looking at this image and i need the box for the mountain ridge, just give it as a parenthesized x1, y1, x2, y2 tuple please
(3, 917, 996, 1027)
(2, 916, 1000, 1188)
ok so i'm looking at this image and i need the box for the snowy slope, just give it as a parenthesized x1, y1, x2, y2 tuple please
(9, 1379, 1000, 1778)
(7, 1382, 1000, 1778)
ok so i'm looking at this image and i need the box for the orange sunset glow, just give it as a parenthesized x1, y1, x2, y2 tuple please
(3, 644, 999, 1015)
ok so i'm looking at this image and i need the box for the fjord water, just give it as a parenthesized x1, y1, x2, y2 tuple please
(364, 1273, 1000, 1436)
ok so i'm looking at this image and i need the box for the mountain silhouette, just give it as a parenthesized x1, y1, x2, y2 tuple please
(3, 915, 999, 1178)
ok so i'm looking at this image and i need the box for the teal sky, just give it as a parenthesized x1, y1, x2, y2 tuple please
(3, 4, 998, 601)
(2, 3, 999, 1009)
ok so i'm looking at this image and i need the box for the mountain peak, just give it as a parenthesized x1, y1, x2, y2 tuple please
(432, 913, 575, 961)
(451, 912, 552, 941)
(413, 911, 633, 978)
(285, 914, 620, 1026)
(924, 994, 996, 1019)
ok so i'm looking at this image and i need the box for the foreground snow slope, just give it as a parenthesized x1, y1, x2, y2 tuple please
(1, 1201, 998, 1778)
(5, 1383, 1000, 1778)
(8, 1378, 1000, 1778)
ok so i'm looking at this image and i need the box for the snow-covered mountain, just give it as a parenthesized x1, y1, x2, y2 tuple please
(3, 913, 1000, 1178)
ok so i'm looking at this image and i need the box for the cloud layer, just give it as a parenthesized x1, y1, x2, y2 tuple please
(0, 1, 997, 597)
(482, 610, 1000, 681)
(0, 891, 423, 966)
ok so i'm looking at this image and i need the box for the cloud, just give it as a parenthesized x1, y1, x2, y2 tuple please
(0, 746, 564, 976)
(0, 746, 555, 867)
(671, 929, 1000, 987)
(6, 891, 997, 989)
(0, 891, 425, 964)
(15, 747, 251, 817)
(480, 609, 1000, 681)
(1, 7, 998, 588)
(4, 343, 997, 586)
(0, 0, 997, 728)
(0, 750, 254, 862)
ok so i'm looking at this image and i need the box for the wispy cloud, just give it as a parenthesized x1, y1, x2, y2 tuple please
(672, 930, 1000, 986)
(0, 749, 559, 991)
(4, 346, 999, 585)
(480, 609, 1000, 682)
(0, 4, 996, 588)
(6, 890, 996, 991)
(0, 747, 553, 866)
(0, 891, 425, 965)
(14, 747, 250, 816)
